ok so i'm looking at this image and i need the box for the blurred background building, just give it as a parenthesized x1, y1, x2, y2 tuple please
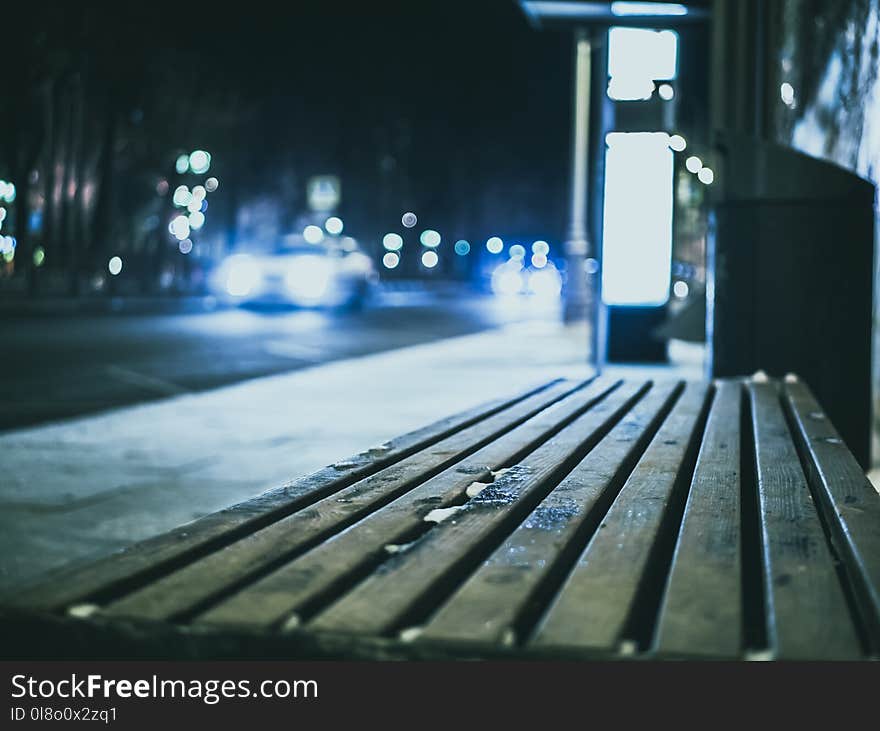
(1, 0, 879, 462)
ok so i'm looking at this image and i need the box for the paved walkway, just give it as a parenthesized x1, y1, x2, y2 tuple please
(0, 319, 703, 591)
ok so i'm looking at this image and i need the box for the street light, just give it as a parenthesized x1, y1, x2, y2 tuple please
(382, 233, 403, 251)
(420, 229, 441, 248)
(486, 236, 504, 254)
(188, 150, 211, 174)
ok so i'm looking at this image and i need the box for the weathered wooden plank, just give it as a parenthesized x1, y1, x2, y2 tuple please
(196, 378, 621, 628)
(652, 380, 743, 659)
(100, 379, 585, 621)
(5, 380, 563, 614)
(418, 381, 682, 649)
(530, 382, 710, 655)
(748, 381, 862, 659)
(307, 380, 650, 637)
(782, 378, 880, 654)
(8, 373, 873, 662)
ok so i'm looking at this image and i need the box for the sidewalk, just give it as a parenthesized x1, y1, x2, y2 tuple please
(0, 320, 700, 592)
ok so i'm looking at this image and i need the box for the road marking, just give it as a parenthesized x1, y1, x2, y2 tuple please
(103, 365, 188, 396)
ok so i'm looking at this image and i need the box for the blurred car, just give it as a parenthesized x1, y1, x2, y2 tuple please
(211, 234, 375, 309)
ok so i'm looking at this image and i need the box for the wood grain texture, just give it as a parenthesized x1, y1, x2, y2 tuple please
(653, 380, 743, 658)
(419, 381, 683, 648)
(307, 381, 649, 636)
(196, 378, 619, 628)
(748, 381, 861, 659)
(782, 378, 880, 654)
(101, 380, 582, 621)
(531, 382, 710, 654)
(3, 376, 872, 661)
(5, 380, 563, 614)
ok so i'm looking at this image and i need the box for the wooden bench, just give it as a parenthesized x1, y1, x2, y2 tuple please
(2, 376, 879, 660)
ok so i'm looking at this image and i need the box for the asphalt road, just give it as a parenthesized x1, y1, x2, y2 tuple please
(0, 287, 533, 432)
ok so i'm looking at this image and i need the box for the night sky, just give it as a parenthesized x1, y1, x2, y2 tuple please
(8, 1, 574, 262)
(211, 0, 575, 244)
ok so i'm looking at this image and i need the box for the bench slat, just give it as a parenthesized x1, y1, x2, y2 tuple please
(196, 377, 620, 629)
(782, 379, 880, 654)
(307, 381, 648, 636)
(653, 380, 743, 658)
(101, 379, 583, 621)
(6, 379, 563, 613)
(530, 382, 710, 654)
(748, 381, 862, 659)
(417, 381, 682, 649)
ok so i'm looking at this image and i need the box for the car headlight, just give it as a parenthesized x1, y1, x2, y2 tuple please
(223, 255, 261, 297)
(528, 265, 562, 300)
(340, 251, 373, 274)
(284, 255, 333, 302)
(491, 261, 525, 296)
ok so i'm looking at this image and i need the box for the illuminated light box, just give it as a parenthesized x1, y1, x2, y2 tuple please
(607, 26, 678, 101)
(601, 131, 674, 306)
